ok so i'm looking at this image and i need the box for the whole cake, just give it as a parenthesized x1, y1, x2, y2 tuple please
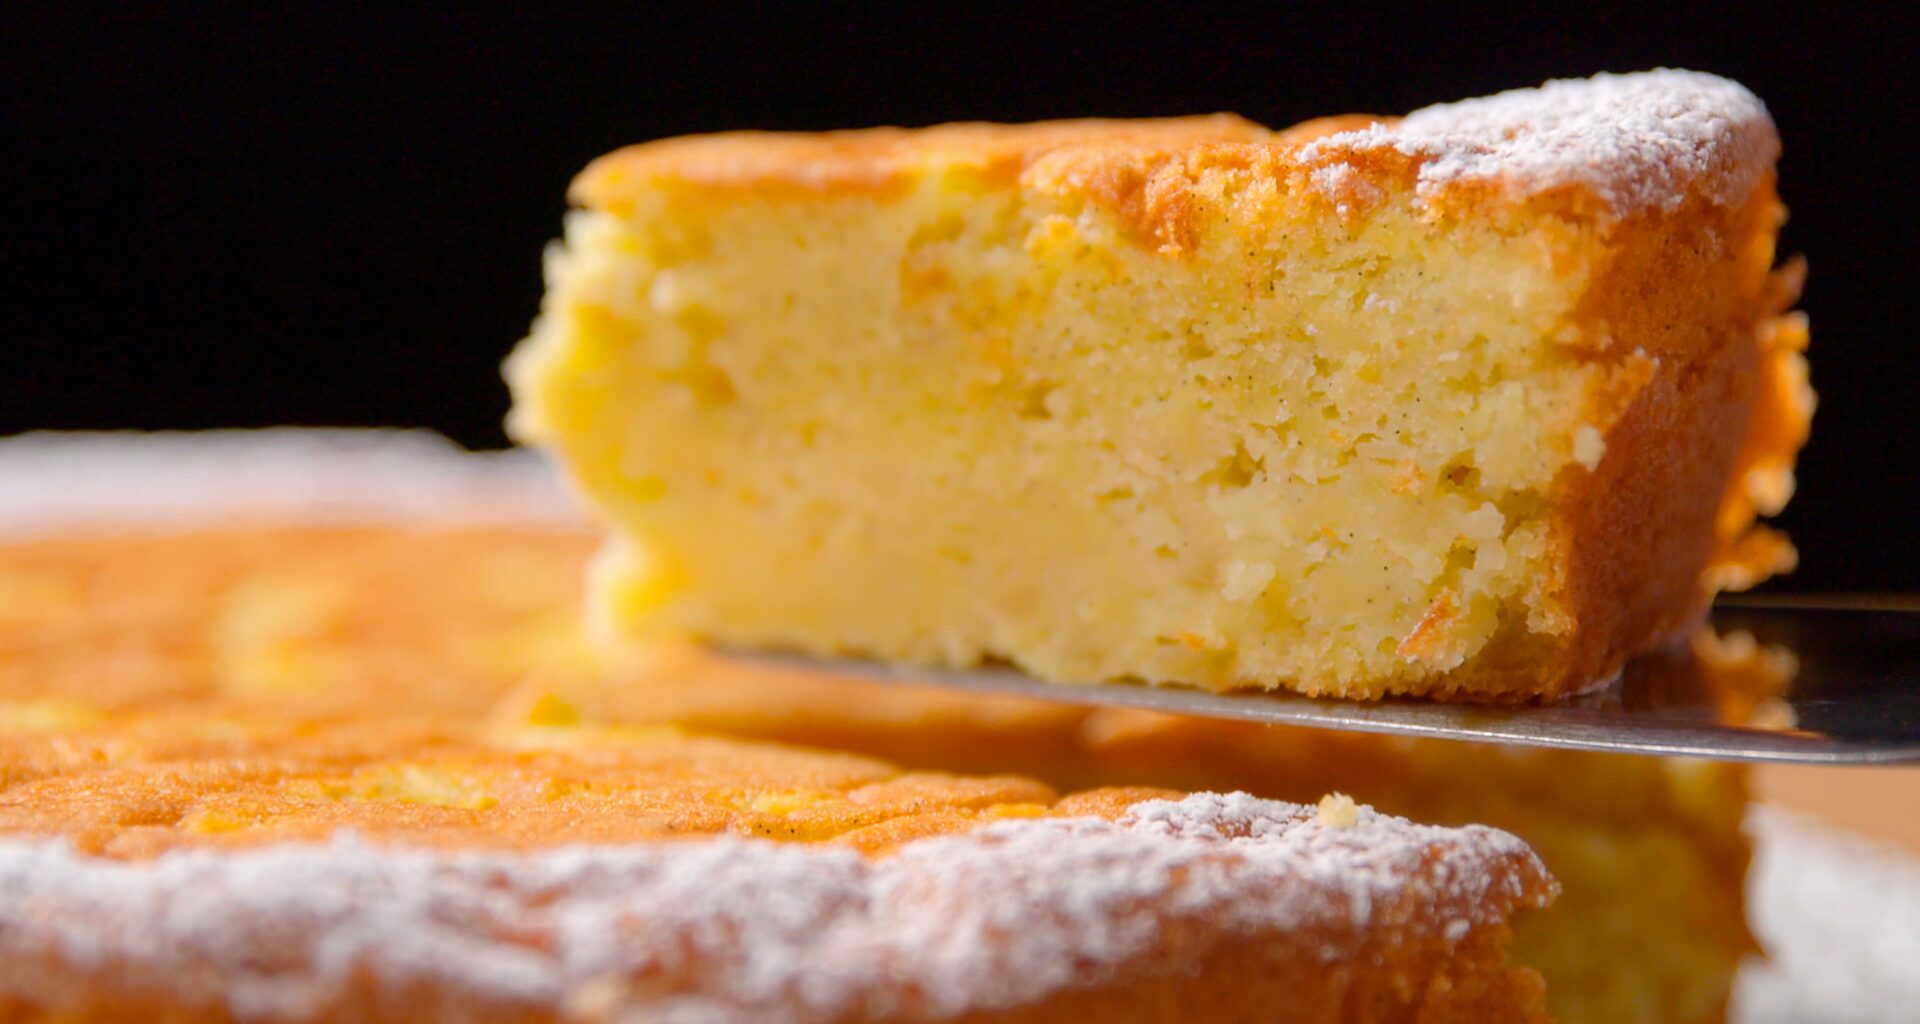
(509, 69, 1812, 700)
(0, 433, 1763, 1023)
(0, 434, 1561, 1023)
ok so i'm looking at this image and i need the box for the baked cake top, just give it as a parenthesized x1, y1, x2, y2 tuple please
(572, 113, 1269, 197)
(0, 793, 1549, 1020)
(1302, 69, 1779, 216)
(577, 68, 1777, 222)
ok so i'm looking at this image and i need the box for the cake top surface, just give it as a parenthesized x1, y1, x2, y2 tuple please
(0, 793, 1550, 1021)
(574, 113, 1268, 198)
(1300, 69, 1778, 216)
(577, 69, 1777, 220)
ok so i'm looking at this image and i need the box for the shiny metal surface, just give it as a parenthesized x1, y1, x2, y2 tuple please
(722, 604, 1920, 764)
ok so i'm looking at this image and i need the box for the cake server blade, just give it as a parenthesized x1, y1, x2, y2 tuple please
(720, 602, 1920, 764)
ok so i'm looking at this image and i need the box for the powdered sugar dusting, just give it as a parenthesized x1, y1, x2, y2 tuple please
(1303, 69, 1778, 217)
(0, 793, 1550, 1021)
(0, 430, 580, 536)
(1733, 809, 1920, 1024)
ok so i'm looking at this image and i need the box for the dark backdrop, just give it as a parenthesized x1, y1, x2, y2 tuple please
(8, 5, 1916, 592)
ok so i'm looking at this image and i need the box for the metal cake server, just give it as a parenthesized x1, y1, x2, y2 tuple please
(723, 600, 1920, 764)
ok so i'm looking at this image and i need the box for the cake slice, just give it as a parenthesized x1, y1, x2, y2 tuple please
(508, 69, 1812, 700)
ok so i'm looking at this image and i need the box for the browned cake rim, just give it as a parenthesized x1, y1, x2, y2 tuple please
(0, 792, 1551, 1020)
(576, 69, 1778, 226)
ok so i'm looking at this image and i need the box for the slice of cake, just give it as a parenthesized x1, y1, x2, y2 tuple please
(0, 435, 1557, 1023)
(509, 69, 1812, 700)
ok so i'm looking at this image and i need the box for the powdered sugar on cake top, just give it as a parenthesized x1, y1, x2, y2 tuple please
(0, 792, 1549, 1022)
(1733, 809, 1920, 1024)
(1303, 69, 1779, 216)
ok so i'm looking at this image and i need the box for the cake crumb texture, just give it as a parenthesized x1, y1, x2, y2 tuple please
(511, 69, 1811, 700)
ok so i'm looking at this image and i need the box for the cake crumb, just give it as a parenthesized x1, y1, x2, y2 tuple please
(523, 692, 582, 728)
(1317, 792, 1360, 828)
(1573, 425, 1607, 471)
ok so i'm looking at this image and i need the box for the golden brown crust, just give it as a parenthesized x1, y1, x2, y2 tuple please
(1322, 165, 1804, 702)
(575, 119, 1419, 257)
(1512, 178, 1811, 698)
(574, 71, 1780, 249)
(572, 114, 1269, 206)
(1708, 259, 1812, 591)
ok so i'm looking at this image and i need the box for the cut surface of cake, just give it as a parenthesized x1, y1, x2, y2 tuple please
(0, 435, 1557, 1024)
(508, 69, 1812, 700)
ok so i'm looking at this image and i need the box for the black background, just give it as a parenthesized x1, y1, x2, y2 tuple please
(8, 5, 1916, 592)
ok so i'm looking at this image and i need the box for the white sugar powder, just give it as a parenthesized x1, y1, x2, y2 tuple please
(0, 793, 1547, 1021)
(1303, 69, 1777, 217)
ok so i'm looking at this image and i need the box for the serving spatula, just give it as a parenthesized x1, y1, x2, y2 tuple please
(725, 600, 1920, 764)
